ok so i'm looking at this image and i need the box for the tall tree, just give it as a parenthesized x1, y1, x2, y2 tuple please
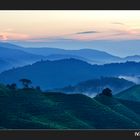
(101, 88, 112, 97)
(19, 79, 32, 88)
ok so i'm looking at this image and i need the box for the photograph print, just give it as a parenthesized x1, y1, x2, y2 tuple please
(0, 10, 140, 129)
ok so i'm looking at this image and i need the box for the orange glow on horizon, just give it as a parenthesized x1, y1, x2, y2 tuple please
(0, 10, 140, 41)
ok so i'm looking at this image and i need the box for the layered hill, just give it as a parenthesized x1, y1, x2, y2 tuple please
(0, 44, 44, 72)
(0, 59, 140, 90)
(0, 42, 122, 65)
(22, 48, 121, 64)
(115, 85, 140, 102)
(1, 42, 140, 67)
(0, 84, 140, 129)
(56, 77, 135, 96)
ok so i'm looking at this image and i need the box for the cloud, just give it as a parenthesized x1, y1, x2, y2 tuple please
(118, 75, 140, 84)
(68, 28, 140, 41)
(0, 34, 8, 40)
(111, 28, 140, 37)
(112, 22, 125, 25)
(0, 32, 29, 41)
(31, 28, 140, 41)
(76, 30, 99, 34)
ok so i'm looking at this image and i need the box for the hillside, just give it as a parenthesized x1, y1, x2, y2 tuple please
(0, 59, 140, 90)
(115, 85, 140, 102)
(0, 59, 95, 89)
(0, 59, 11, 72)
(0, 43, 45, 72)
(56, 77, 135, 96)
(45, 54, 94, 64)
(0, 84, 140, 129)
(0, 42, 23, 50)
(14, 45, 122, 64)
(95, 95, 140, 125)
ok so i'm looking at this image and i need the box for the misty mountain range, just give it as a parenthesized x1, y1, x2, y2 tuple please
(54, 77, 135, 97)
(1, 42, 140, 73)
(1, 41, 140, 129)
(0, 58, 140, 91)
(13, 39, 140, 57)
(19, 45, 140, 64)
(0, 43, 45, 72)
(0, 42, 140, 92)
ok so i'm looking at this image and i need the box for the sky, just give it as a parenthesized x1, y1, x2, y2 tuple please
(0, 10, 140, 41)
(0, 10, 140, 57)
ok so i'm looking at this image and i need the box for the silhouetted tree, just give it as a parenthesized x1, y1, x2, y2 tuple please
(19, 79, 32, 88)
(6, 83, 17, 90)
(97, 88, 112, 97)
(101, 88, 112, 97)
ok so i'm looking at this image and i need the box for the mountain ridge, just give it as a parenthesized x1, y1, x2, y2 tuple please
(0, 59, 140, 90)
(1, 42, 140, 65)
(0, 44, 45, 72)
(55, 77, 135, 96)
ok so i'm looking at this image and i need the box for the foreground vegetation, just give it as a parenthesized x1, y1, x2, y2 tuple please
(0, 83, 140, 129)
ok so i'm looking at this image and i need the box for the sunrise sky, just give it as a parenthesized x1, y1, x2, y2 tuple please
(0, 10, 140, 42)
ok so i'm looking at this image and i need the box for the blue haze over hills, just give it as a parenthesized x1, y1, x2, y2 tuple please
(1, 40, 140, 129)
(12, 39, 140, 57)
(0, 41, 140, 96)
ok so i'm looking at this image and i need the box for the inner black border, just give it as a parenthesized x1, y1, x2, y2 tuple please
(0, 0, 140, 10)
(0, 130, 139, 140)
